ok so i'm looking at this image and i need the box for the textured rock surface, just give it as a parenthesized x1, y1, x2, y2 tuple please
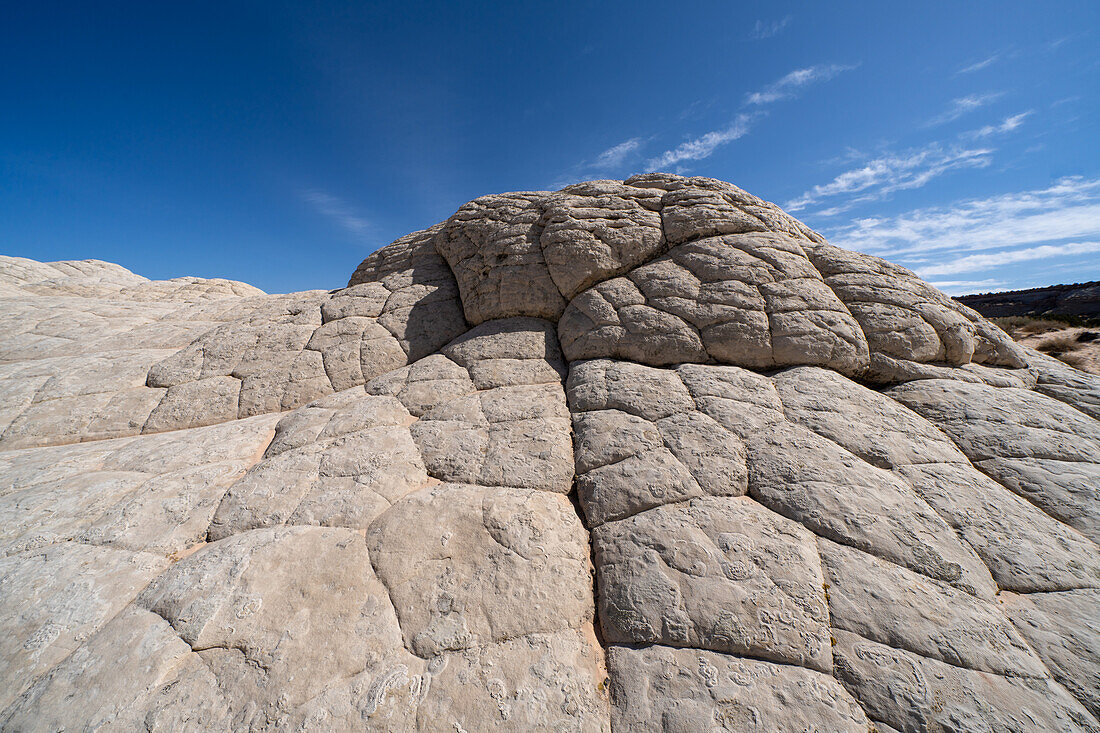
(2, 174, 1099, 731)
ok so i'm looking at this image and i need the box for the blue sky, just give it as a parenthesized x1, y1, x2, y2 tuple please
(3, 2, 1098, 295)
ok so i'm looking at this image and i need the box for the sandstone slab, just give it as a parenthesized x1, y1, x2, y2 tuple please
(607, 645, 869, 733)
(594, 497, 831, 671)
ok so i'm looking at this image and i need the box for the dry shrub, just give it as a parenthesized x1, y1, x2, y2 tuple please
(990, 317, 1067, 337)
(1055, 351, 1088, 369)
(991, 316, 1032, 332)
(1019, 319, 1069, 335)
(1036, 333, 1084, 355)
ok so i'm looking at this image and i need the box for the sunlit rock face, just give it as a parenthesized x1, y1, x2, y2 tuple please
(2, 173, 1099, 732)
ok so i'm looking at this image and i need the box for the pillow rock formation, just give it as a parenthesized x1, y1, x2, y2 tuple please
(2, 173, 1099, 732)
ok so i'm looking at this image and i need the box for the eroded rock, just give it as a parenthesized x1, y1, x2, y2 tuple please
(366, 483, 593, 658)
(3, 175, 1099, 731)
(595, 497, 831, 672)
(608, 645, 869, 733)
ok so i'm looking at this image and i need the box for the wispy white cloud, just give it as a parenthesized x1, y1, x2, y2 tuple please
(301, 189, 370, 237)
(1052, 95, 1080, 108)
(824, 176, 1100, 260)
(928, 279, 1007, 296)
(792, 101, 1033, 216)
(593, 138, 643, 169)
(785, 144, 994, 212)
(645, 62, 854, 171)
(745, 64, 856, 105)
(813, 178, 1100, 291)
(678, 98, 715, 121)
(964, 111, 1033, 138)
(957, 54, 1000, 74)
(925, 92, 1004, 126)
(750, 16, 792, 39)
(551, 136, 646, 187)
(813, 204, 859, 218)
(646, 114, 754, 170)
(918, 241, 1100, 277)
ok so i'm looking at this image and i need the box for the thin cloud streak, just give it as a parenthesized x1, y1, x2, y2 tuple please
(646, 115, 754, 169)
(594, 138, 643, 169)
(817, 178, 1100, 289)
(928, 279, 1007, 296)
(301, 189, 370, 237)
(957, 54, 1000, 74)
(750, 16, 792, 40)
(824, 176, 1100, 259)
(785, 144, 994, 212)
(646, 62, 854, 171)
(925, 92, 1004, 126)
(917, 241, 1100, 277)
(551, 136, 645, 187)
(745, 64, 856, 105)
(793, 103, 1034, 216)
(965, 111, 1033, 138)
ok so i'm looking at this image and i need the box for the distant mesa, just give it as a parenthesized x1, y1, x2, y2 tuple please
(957, 281, 1100, 319)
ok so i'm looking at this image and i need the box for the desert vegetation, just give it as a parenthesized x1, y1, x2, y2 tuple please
(994, 316, 1100, 373)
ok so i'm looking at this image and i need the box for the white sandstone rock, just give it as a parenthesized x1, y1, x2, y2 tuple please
(2, 175, 1098, 731)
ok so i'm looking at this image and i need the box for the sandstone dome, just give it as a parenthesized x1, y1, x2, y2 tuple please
(1, 173, 1098, 731)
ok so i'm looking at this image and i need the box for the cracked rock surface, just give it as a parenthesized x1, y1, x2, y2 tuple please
(2, 174, 1099, 731)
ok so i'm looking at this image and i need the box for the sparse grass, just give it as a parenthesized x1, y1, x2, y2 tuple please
(991, 315, 1100, 337)
(1054, 351, 1088, 369)
(994, 312, 1095, 332)
(1034, 332, 1092, 369)
(1036, 333, 1084, 355)
(992, 317, 1059, 337)
(991, 317, 1100, 375)
(990, 316, 1033, 332)
(1020, 319, 1072, 335)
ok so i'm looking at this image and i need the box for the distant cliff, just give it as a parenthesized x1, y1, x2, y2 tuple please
(957, 281, 1100, 318)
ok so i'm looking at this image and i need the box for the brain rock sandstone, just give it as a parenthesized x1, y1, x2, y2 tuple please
(2, 173, 1099, 732)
